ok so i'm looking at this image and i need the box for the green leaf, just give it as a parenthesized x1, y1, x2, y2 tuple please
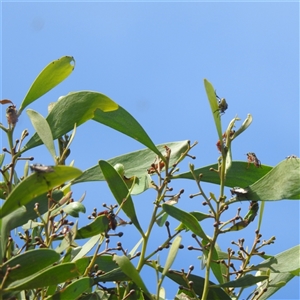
(1, 249, 60, 288)
(129, 238, 143, 257)
(156, 212, 169, 227)
(93, 105, 164, 160)
(6, 263, 81, 291)
(0, 153, 5, 167)
(75, 216, 109, 239)
(99, 160, 143, 235)
(191, 211, 212, 222)
(204, 79, 223, 142)
(162, 235, 182, 277)
(174, 161, 273, 188)
(48, 278, 93, 300)
(19, 56, 75, 112)
(21, 91, 119, 153)
(73, 140, 190, 193)
(257, 200, 265, 231)
(162, 204, 208, 241)
(27, 109, 56, 160)
(255, 245, 300, 275)
(113, 255, 150, 296)
(0, 182, 8, 200)
(213, 274, 269, 288)
(72, 234, 104, 261)
(246, 158, 300, 200)
(2, 190, 63, 232)
(90, 255, 129, 282)
(254, 272, 295, 300)
(1, 191, 63, 257)
(63, 202, 86, 218)
(175, 211, 212, 231)
(0, 166, 82, 218)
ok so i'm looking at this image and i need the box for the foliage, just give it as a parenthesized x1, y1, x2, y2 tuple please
(0, 57, 299, 300)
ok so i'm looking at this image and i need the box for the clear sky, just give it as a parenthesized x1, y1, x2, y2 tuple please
(1, 1, 299, 299)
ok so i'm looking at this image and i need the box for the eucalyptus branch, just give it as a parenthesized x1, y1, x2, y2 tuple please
(190, 164, 218, 219)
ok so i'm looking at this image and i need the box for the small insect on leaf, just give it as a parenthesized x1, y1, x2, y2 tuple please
(214, 92, 228, 116)
(147, 160, 165, 174)
(98, 210, 130, 231)
(216, 130, 235, 152)
(246, 152, 261, 168)
(286, 154, 298, 160)
(230, 187, 249, 196)
(6, 105, 18, 126)
(147, 145, 169, 174)
(30, 164, 55, 174)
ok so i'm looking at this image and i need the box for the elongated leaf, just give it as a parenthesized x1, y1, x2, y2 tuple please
(99, 160, 143, 235)
(21, 91, 119, 153)
(27, 109, 56, 160)
(213, 274, 269, 288)
(175, 211, 212, 231)
(0, 166, 82, 218)
(162, 204, 208, 241)
(204, 79, 223, 142)
(19, 56, 75, 112)
(191, 211, 212, 222)
(257, 200, 265, 231)
(174, 161, 273, 188)
(1, 249, 60, 288)
(129, 238, 143, 257)
(113, 255, 150, 296)
(72, 234, 104, 261)
(6, 263, 81, 291)
(93, 105, 163, 160)
(162, 235, 182, 276)
(71, 255, 123, 276)
(48, 278, 93, 300)
(0, 153, 5, 167)
(73, 140, 190, 190)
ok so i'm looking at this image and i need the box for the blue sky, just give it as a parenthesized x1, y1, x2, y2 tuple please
(1, 1, 299, 299)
